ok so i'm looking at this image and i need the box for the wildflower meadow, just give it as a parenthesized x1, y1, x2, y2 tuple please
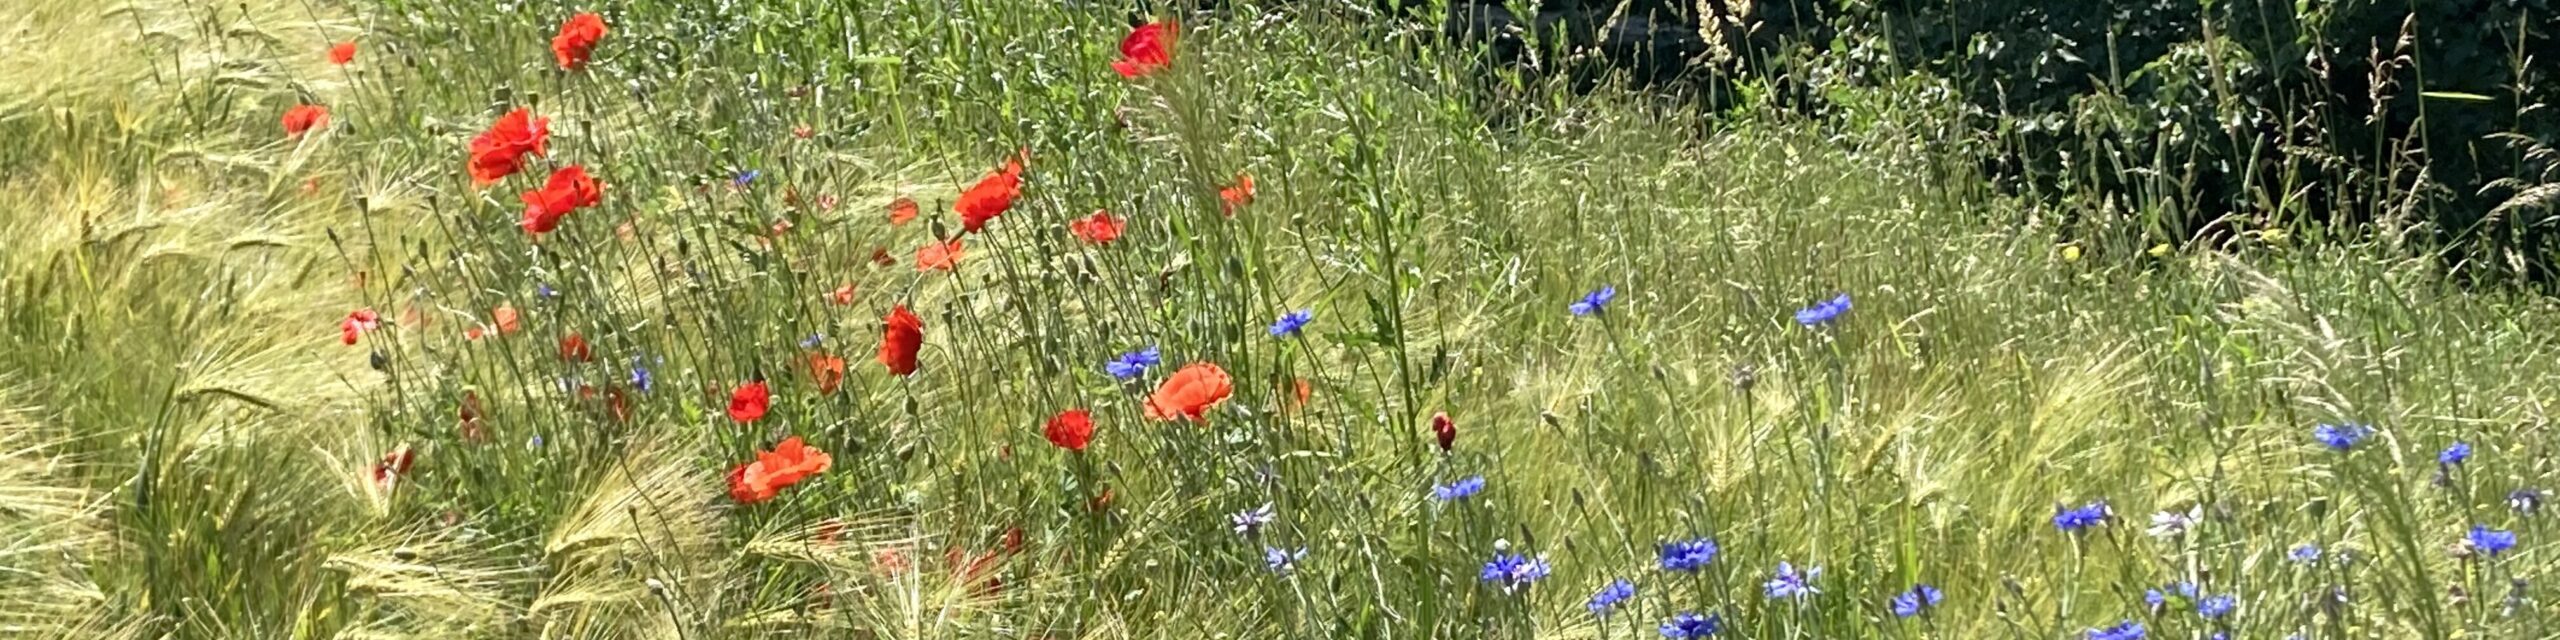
(0, 0, 2554, 638)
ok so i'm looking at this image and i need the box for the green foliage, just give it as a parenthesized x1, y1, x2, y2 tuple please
(1845, 0, 2560, 277)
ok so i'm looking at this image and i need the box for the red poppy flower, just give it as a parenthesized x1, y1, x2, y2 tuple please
(468, 304, 522, 341)
(807, 352, 846, 394)
(370, 444, 415, 490)
(1284, 377, 1313, 413)
(282, 104, 329, 138)
(955, 158, 1024, 233)
(552, 12, 608, 70)
(947, 546, 1006, 595)
(1111, 21, 1176, 78)
(602, 386, 631, 423)
(328, 41, 357, 65)
(916, 239, 964, 272)
(1430, 411, 1455, 452)
(814, 517, 848, 546)
(1218, 173, 1255, 216)
(1088, 485, 1116, 513)
(828, 283, 856, 305)
(457, 392, 487, 442)
(1144, 362, 1232, 422)
(728, 381, 771, 423)
(467, 108, 551, 186)
(340, 308, 379, 346)
(878, 305, 923, 376)
(520, 165, 602, 234)
(726, 436, 831, 504)
(874, 548, 912, 576)
(1069, 210, 1125, 245)
(557, 333, 592, 362)
(888, 196, 919, 226)
(808, 581, 835, 611)
(1043, 408, 1094, 451)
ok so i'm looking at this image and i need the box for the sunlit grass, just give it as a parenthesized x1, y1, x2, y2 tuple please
(0, 0, 2554, 638)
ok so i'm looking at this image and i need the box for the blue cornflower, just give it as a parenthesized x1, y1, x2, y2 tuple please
(1230, 502, 1276, 535)
(1793, 293, 1852, 326)
(1268, 309, 1313, 338)
(2144, 583, 2195, 609)
(2288, 543, 2321, 564)
(2468, 525, 2518, 557)
(2440, 442, 2473, 466)
(2085, 620, 2147, 640)
(1657, 612, 1722, 638)
(1890, 584, 1944, 618)
(1763, 562, 1820, 600)
(2197, 594, 2237, 619)
(628, 357, 654, 392)
(1569, 286, 1616, 317)
(800, 333, 825, 349)
(734, 169, 761, 187)
(1105, 346, 1162, 380)
(1657, 537, 1719, 572)
(1479, 552, 1551, 593)
(1262, 546, 1306, 574)
(1658, 537, 1720, 573)
(536, 283, 558, 298)
(2312, 423, 2373, 451)
(2053, 501, 2113, 532)
(1587, 579, 1637, 616)
(1431, 475, 1486, 501)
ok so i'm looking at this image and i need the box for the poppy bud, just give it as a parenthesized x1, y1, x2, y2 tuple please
(1430, 412, 1455, 452)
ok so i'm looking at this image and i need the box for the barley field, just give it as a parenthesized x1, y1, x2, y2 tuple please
(0, 0, 2552, 639)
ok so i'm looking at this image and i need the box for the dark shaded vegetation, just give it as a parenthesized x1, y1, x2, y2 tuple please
(1433, 0, 2560, 279)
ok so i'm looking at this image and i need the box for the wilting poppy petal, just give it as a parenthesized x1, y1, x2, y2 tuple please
(829, 283, 856, 305)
